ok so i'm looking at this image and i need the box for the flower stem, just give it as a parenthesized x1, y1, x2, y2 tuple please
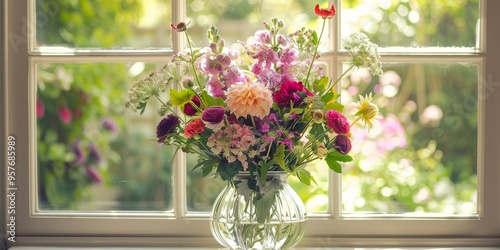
(304, 18, 327, 88)
(184, 31, 207, 107)
(326, 65, 355, 94)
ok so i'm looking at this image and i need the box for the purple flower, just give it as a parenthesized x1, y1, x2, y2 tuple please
(88, 143, 102, 164)
(156, 114, 180, 144)
(202, 106, 225, 129)
(101, 118, 118, 134)
(70, 141, 86, 167)
(222, 66, 245, 87)
(334, 134, 352, 154)
(86, 166, 103, 183)
(278, 138, 293, 150)
(325, 110, 350, 135)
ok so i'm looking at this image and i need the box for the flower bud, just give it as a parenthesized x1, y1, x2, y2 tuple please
(312, 109, 324, 123)
(334, 134, 351, 155)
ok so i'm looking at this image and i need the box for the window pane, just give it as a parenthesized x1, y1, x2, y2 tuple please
(37, 62, 173, 211)
(341, 63, 478, 214)
(186, 0, 326, 48)
(36, 0, 171, 48)
(341, 0, 480, 48)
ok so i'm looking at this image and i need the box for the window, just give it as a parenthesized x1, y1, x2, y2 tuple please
(3, 0, 500, 247)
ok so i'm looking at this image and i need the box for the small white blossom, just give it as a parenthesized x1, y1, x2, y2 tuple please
(343, 33, 383, 76)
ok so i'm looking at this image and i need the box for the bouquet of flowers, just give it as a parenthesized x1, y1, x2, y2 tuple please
(126, 4, 382, 190)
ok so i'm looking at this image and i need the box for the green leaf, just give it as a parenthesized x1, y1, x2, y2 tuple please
(327, 151, 353, 162)
(255, 191, 276, 224)
(169, 89, 195, 107)
(259, 161, 268, 184)
(273, 144, 292, 173)
(311, 30, 319, 46)
(313, 77, 329, 93)
(325, 157, 342, 173)
(325, 151, 353, 173)
(297, 169, 312, 186)
(202, 90, 224, 107)
(321, 91, 340, 103)
(324, 101, 344, 112)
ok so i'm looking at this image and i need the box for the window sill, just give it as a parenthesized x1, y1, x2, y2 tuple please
(8, 247, 500, 250)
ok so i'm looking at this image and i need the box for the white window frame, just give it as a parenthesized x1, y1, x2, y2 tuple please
(3, 0, 500, 247)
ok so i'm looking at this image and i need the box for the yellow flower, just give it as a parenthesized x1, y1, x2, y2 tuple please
(354, 93, 380, 129)
(225, 81, 273, 119)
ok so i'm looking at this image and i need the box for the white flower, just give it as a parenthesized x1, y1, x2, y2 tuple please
(343, 33, 383, 76)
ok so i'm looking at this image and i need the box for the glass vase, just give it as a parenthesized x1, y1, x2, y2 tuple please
(210, 171, 307, 249)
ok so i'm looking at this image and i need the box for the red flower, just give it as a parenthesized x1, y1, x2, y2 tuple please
(325, 110, 350, 134)
(156, 114, 179, 144)
(58, 106, 72, 124)
(37, 97, 45, 118)
(272, 81, 313, 107)
(184, 118, 205, 138)
(183, 96, 201, 116)
(171, 22, 188, 32)
(334, 134, 351, 154)
(314, 4, 336, 19)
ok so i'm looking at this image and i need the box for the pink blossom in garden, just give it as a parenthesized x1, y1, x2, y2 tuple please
(101, 118, 118, 134)
(58, 106, 72, 124)
(37, 97, 45, 118)
(86, 166, 103, 183)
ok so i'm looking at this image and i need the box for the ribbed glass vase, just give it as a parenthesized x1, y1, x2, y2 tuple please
(210, 171, 307, 249)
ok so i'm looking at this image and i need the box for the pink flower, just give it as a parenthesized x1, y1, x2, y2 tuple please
(58, 106, 72, 124)
(201, 54, 231, 75)
(183, 96, 200, 116)
(334, 134, 351, 154)
(225, 82, 273, 119)
(184, 118, 205, 138)
(207, 76, 226, 98)
(156, 114, 179, 144)
(272, 80, 313, 107)
(202, 106, 225, 129)
(325, 110, 350, 134)
(314, 4, 336, 19)
(37, 97, 45, 118)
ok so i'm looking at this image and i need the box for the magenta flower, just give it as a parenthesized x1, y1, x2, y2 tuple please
(272, 80, 313, 106)
(58, 106, 72, 124)
(325, 110, 350, 134)
(183, 96, 201, 116)
(86, 166, 103, 183)
(202, 106, 225, 129)
(70, 141, 85, 166)
(156, 114, 180, 144)
(37, 97, 45, 118)
(334, 134, 351, 154)
(88, 143, 102, 164)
